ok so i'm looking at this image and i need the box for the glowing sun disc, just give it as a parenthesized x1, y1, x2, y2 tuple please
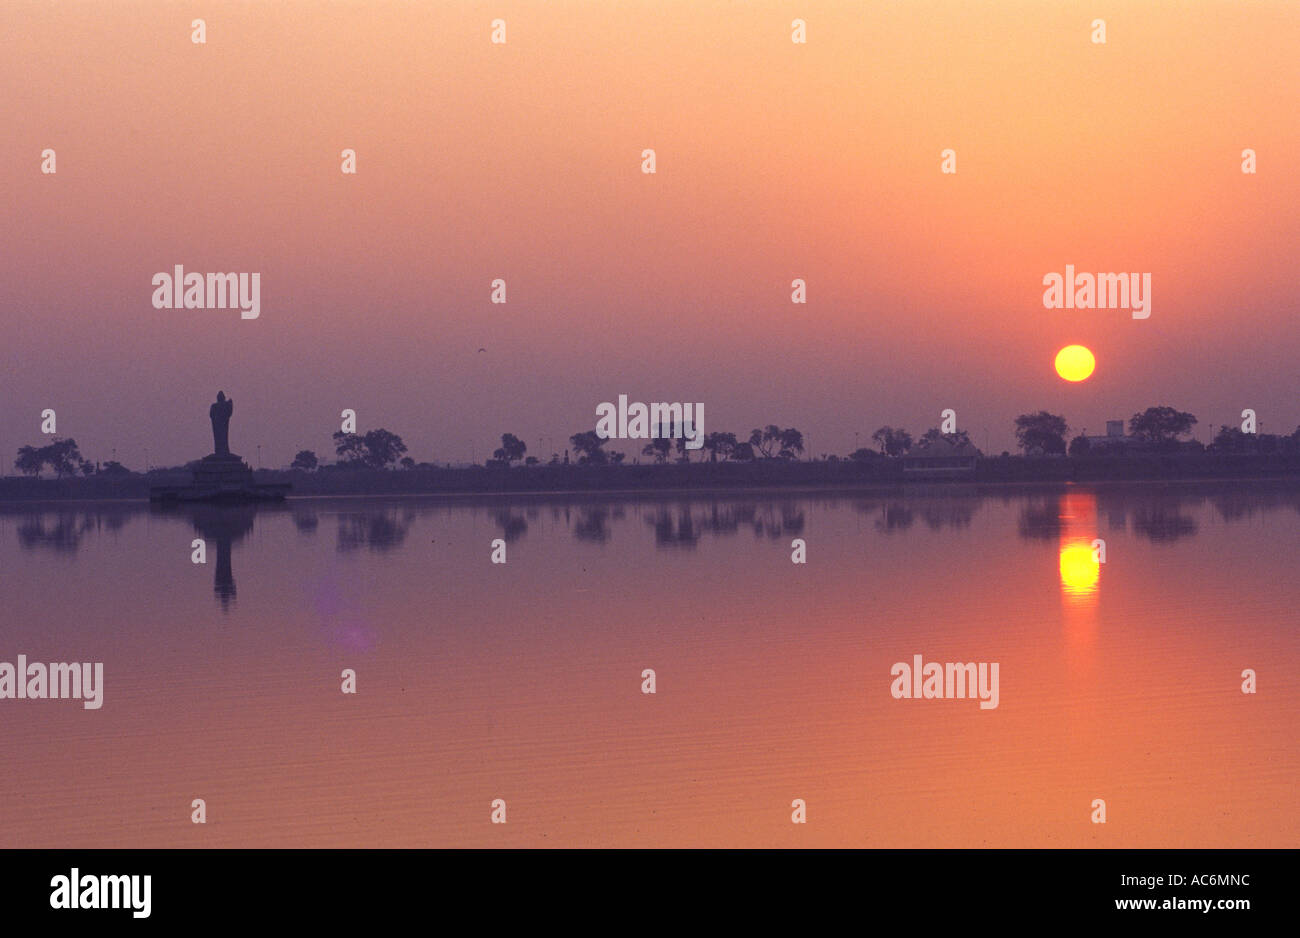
(1055, 345, 1096, 382)
(1059, 543, 1100, 594)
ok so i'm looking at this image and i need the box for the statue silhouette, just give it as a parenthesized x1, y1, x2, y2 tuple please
(209, 391, 234, 457)
(150, 392, 288, 504)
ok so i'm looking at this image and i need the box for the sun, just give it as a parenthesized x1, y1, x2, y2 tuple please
(1054, 345, 1096, 382)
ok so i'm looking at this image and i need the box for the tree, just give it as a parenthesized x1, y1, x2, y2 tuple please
(493, 433, 527, 465)
(731, 441, 756, 461)
(642, 437, 671, 464)
(100, 461, 130, 477)
(334, 429, 407, 469)
(1211, 427, 1282, 454)
(750, 426, 781, 458)
(776, 428, 804, 459)
(333, 431, 368, 465)
(1212, 426, 1248, 452)
(750, 425, 805, 459)
(48, 438, 84, 477)
(16, 438, 85, 478)
(1068, 434, 1091, 457)
(14, 445, 44, 477)
(570, 431, 609, 465)
(291, 450, 319, 471)
(359, 429, 407, 469)
(1014, 411, 1068, 455)
(703, 431, 739, 462)
(871, 426, 913, 457)
(399, 456, 416, 470)
(1129, 406, 1196, 444)
(915, 428, 975, 451)
(849, 448, 881, 462)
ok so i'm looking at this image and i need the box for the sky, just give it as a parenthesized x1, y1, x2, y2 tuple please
(2, 0, 1297, 467)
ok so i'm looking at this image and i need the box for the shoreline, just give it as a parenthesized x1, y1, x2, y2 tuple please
(4, 462, 1300, 504)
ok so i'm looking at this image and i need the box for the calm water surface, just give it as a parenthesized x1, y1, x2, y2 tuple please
(1, 483, 1297, 847)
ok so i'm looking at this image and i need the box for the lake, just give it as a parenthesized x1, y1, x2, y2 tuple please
(1, 482, 1296, 847)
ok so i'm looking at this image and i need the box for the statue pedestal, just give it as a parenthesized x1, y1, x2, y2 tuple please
(192, 453, 255, 489)
(150, 452, 290, 501)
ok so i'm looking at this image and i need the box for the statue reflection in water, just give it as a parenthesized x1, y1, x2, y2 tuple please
(152, 502, 261, 610)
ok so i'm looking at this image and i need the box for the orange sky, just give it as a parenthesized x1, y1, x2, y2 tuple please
(2, 1, 1297, 465)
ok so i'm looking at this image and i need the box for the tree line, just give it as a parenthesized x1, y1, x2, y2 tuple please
(14, 406, 1300, 477)
(13, 438, 130, 478)
(275, 407, 1300, 470)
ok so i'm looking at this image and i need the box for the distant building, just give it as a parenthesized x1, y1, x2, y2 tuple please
(902, 437, 979, 477)
(1084, 420, 1131, 451)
